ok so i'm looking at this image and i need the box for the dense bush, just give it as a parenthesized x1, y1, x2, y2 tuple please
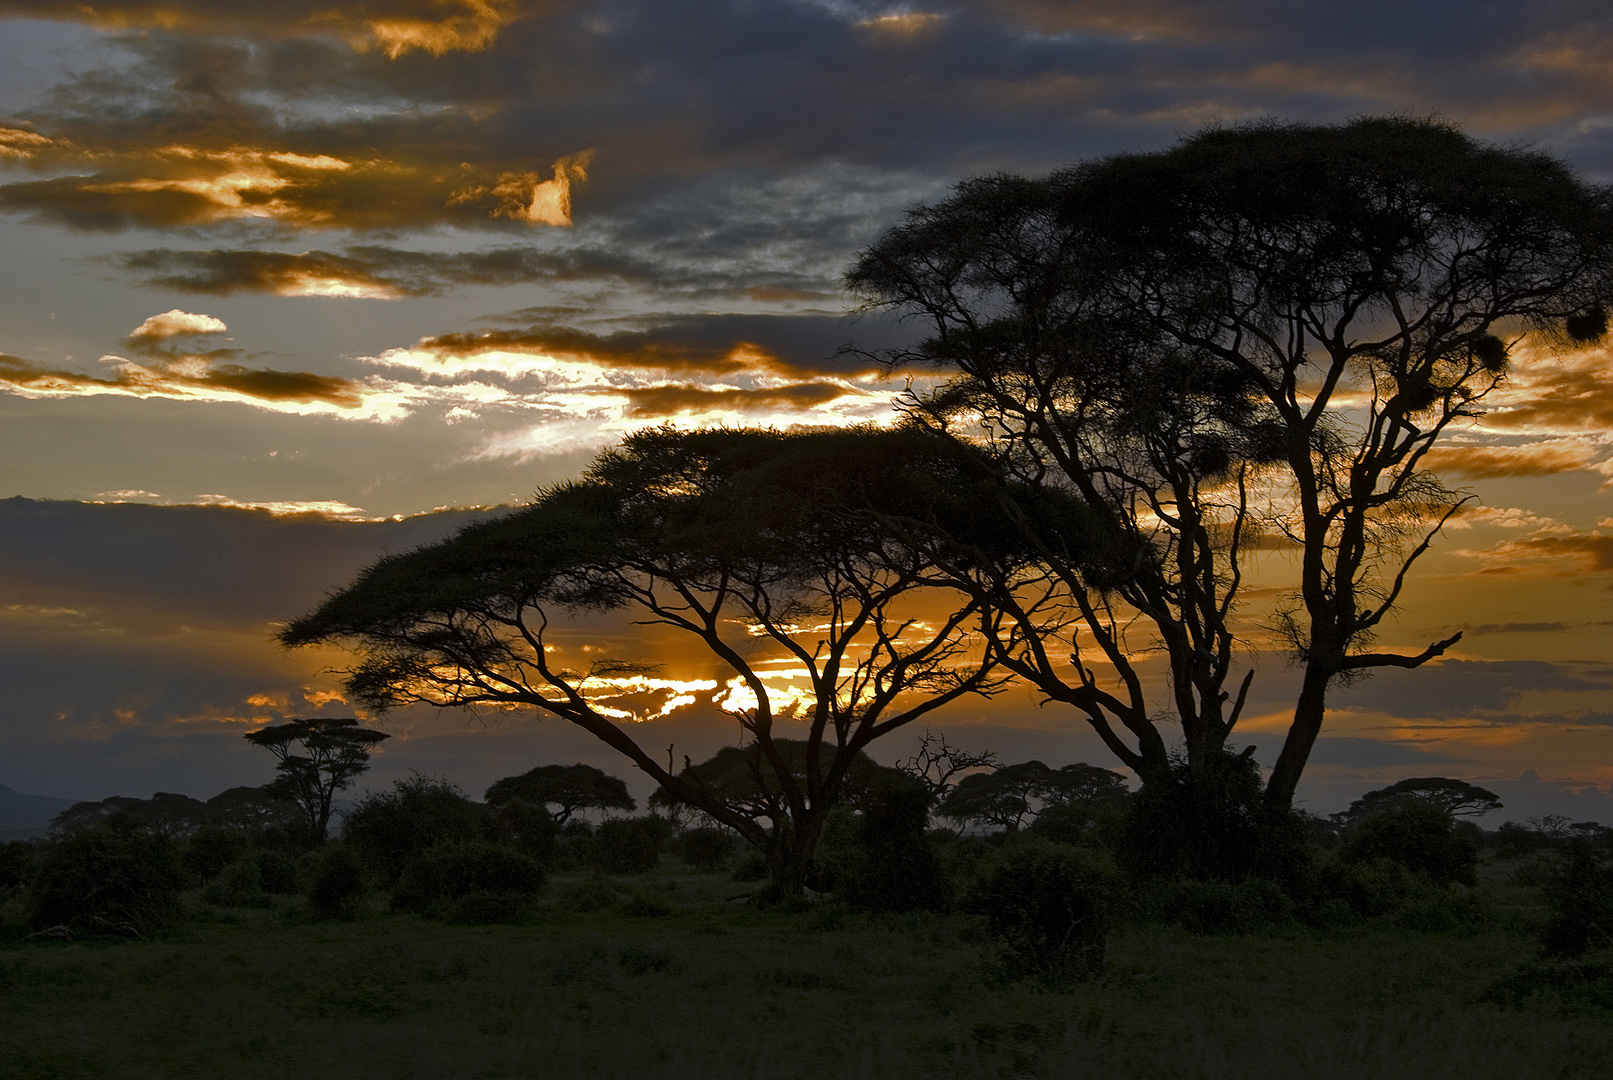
(1542, 844, 1613, 958)
(834, 771, 951, 913)
(593, 817, 670, 874)
(0, 841, 35, 897)
(1120, 751, 1310, 885)
(675, 827, 733, 870)
(1338, 801, 1476, 886)
(256, 848, 301, 894)
(342, 776, 489, 883)
(487, 799, 560, 865)
(1313, 857, 1424, 918)
(964, 838, 1119, 983)
(307, 844, 367, 920)
(28, 826, 186, 937)
(1147, 878, 1296, 935)
(183, 825, 255, 882)
(203, 858, 268, 907)
(392, 840, 545, 922)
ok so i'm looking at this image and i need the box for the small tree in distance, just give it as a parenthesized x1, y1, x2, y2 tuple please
(485, 764, 636, 825)
(1333, 777, 1503, 828)
(242, 717, 389, 841)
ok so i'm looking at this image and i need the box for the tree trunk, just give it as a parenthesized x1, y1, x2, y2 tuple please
(1263, 662, 1333, 811)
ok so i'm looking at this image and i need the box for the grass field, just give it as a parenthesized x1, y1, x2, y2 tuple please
(2, 861, 1609, 1080)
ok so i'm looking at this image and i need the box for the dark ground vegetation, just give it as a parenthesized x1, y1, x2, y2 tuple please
(3, 767, 1612, 1080)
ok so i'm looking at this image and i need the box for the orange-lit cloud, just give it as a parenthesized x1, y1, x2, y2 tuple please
(0, 349, 421, 418)
(0, 0, 524, 56)
(128, 309, 228, 344)
(1422, 440, 1603, 480)
(1, 143, 594, 232)
(1454, 525, 1613, 576)
(452, 149, 595, 227)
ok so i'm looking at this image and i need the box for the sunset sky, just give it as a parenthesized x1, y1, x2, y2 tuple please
(3, 0, 1613, 823)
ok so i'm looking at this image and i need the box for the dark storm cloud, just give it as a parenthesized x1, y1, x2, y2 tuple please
(392, 311, 911, 379)
(113, 243, 838, 299)
(0, 497, 499, 798)
(0, 496, 493, 626)
(1333, 659, 1613, 720)
(8, 1, 1612, 236)
(0, 1, 538, 56)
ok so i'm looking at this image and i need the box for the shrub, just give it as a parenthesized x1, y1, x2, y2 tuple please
(676, 827, 733, 870)
(307, 844, 367, 921)
(342, 776, 489, 884)
(182, 826, 254, 882)
(256, 848, 300, 894)
(28, 827, 186, 937)
(835, 771, 951, 913)
(1542, 844, 1613, 958)
(593, 817, 669, 874)
(731, 850, 768, 883)
(1120, 751, 1310, 885)
(964, 838, 1119, 984)
(1148, 877, 1296, 935)
(487, 799, 560, 865)
(392, 840, 545, 922)
(203, 858, 268, 907)
(1338, 800, 1476, 886)
(0, 841, 35, 898)
(1313, 857, 1423, 918)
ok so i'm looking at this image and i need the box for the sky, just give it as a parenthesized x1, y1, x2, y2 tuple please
(2, 0, 1613, 824)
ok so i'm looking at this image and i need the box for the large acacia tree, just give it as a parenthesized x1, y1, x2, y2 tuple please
(849, 117, 1613, 809)
(283, 427, 1079, 892)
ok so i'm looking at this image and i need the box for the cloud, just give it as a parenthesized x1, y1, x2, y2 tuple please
(0, 349, 388, 415)
(455, 149, 594, 227)
(1333, 659, 1613, 720)
(1455, 526, 1613, 575)
(1423, 440, 1604, 480)
(0, 0, 529, 56)
(128, 308, 227, 343)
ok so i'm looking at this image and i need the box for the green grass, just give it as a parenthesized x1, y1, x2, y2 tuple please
(1, 863, 1608, 1080)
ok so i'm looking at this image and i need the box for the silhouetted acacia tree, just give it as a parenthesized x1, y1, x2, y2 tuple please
(485, 763, 635, 825)
(242, 717, 390, 839)
(938, 761, 1128, 833)
(1334, 776, 1503, 827)
(849, 117, 1613, 810)
(282, 428, 1065, 894)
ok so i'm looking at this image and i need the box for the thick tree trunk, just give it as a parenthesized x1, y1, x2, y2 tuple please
(1263, 663, 1334, 811)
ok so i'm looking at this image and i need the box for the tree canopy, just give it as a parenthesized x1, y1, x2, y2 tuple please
(848, 116, 1613, 809)
(484, 764, 636, 825)
(1335, 777, 1503, 827)
(282, 426, 1085, 892)
(242, 717, 390, 839)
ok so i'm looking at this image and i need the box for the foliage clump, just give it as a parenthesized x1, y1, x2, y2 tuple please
(306, 844, 367, 921)
(27, 825, 186, 938)
(592, 817, 670, 875)
(964, 838, 1119, 983)
(1338, 800, 1477, 887)
(830, 771, 951, 913)
(343, 775, 489, 883)
(392, 840, 545, 923)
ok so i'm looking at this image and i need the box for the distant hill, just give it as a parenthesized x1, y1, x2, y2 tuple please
(0, 781, 77, 826)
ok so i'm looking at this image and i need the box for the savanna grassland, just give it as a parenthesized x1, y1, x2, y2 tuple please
(3, 855, 1610, 1080)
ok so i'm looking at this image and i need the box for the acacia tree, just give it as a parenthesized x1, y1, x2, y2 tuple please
(484, 764, 636, 825)
(282, 427, 1061, 893)
(242, 717, 390, 839)
(848, 171, 1280, 786)
(849, 117, 1613, 810)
